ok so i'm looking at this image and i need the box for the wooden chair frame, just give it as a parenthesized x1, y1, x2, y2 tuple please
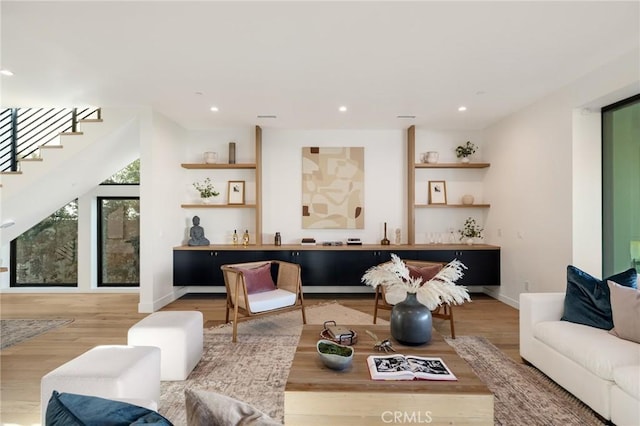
(221, 260, 307, 342)
(372, 259, 456, 338)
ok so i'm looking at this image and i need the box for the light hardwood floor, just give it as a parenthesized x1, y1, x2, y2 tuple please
(0, 292, 519, 426)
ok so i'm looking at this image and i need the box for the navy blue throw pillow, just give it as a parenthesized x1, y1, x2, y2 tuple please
(561, 265, 638, 330)
(46, 391, 173, 426)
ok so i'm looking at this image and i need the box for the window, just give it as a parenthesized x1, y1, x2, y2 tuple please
(11, 200, 78, 287)
(602, 94, 640, 276)
(101, 159, 140, 184)
(97, 197, 140, 287)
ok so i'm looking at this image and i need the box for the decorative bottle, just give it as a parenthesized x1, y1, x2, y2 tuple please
(275, 232, 281, 246)
(242, 229, 249, 247)
(232, 230, 238, 245)
(229, 142, 236, 164)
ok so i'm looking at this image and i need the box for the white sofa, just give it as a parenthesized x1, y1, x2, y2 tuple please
(520, 292, 640, 426)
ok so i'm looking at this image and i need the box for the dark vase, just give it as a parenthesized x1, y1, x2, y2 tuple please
(390, 292, 432, 345)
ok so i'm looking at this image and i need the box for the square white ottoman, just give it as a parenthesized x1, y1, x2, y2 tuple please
(128, 311, 203, 381)
(40, 345, 160, 424)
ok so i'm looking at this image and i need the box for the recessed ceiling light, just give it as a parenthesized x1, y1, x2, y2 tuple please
(257, 115, 277, 119)
(458, 106, 467, 112)
(210, 106, 219, 112)
(339, 106, 347, 112)
(0, 69, 14, 76)
(397, 115, 416, 119)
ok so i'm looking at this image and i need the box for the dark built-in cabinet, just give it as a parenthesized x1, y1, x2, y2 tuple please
(173, 244, 500, 288)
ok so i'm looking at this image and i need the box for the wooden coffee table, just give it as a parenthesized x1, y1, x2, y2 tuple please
(285, 324, 493, 425)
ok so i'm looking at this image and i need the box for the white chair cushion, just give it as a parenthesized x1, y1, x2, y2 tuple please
(247, 289, 296, 313)
(534, 320, 640, 380)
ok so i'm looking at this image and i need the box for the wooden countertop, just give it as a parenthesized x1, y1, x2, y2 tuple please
(174, 243, 500, 251)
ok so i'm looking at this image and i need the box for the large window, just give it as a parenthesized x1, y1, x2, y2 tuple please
(602, 94, 640, 276)
(97, 197, 140, 287)
(11, 200, 78, 286)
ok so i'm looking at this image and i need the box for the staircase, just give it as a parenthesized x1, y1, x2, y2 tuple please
(0, 107, 142, 245)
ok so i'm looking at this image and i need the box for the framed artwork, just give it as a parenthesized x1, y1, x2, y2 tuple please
(227, 180, 245, 205)
(428, 180, 447, 205)
(301, 147, 365, 229)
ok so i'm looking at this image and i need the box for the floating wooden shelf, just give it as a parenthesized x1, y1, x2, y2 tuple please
(0, 267, 8, 273)
(181, 163, 256, 169)
(180, 203, 257, 208)
(415, 204, 491, 208)
(415, 162, 490, 169)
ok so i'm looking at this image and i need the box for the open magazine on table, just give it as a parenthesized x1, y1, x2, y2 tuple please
(367, 354, 457, 381)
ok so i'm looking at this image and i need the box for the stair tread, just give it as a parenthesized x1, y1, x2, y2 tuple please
(20, 157, 43, 162)
(1, 171, 23, 175)
(59, 131, 83, 136)
(79, 119, 103, 123)
(40, 145, 64, 149)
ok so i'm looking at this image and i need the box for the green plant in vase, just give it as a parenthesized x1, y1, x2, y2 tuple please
(455, 141, 477, 163)
(193, 177, 220, 203)
(458, 217, 483, 245)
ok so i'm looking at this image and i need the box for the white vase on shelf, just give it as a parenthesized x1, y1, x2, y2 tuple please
(203, 152, 218, 164)
(461, 157, 470, 164)
(462, 194, 475, 205)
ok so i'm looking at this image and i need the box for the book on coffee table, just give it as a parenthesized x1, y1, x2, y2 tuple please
(367, 354, 457, 381)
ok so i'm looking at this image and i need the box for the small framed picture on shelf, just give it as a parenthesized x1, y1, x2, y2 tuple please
(428, 180, 447, 205)
(227, 180, 245, 205)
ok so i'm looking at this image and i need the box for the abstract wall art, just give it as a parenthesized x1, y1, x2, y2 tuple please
(302, 147, 364, 229)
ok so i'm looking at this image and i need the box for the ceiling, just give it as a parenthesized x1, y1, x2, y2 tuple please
(1, 1, 639, 130)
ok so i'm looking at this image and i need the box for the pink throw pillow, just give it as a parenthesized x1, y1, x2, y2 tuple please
(238, 263, 276, 295)
(407, 264, 443, 284)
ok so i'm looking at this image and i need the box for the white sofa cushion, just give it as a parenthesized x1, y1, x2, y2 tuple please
(248, 289, 296, 313)
(613, 365, 640, 400)
(534, 320, 640, 380)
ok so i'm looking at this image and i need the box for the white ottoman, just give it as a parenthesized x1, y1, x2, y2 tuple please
(40, 345, 160, 424)
(128, 311, 203, 381)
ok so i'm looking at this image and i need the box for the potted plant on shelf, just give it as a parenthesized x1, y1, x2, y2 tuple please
(193, 178, 220, 204)
(455, 141, 477, 163)
(458, 217, 483, 245)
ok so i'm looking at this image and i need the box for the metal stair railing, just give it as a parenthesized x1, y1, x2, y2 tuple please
(0, 107, 101, 172)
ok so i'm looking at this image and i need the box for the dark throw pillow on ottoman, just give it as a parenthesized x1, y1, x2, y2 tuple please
(46, 390, 173, 426)
(561, 265, 637, 330)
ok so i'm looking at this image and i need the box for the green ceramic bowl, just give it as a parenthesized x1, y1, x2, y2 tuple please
(316, 339, 354, 371)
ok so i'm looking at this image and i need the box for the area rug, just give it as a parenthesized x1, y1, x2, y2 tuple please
(446, 336, 605, 426)
(159, 302, 381, 424)
(0, 318, 74, 350)
(159, 304, 603, 426)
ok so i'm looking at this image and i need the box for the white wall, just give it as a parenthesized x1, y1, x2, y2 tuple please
(262, 129, 406, 244)
(483, 48, 639, 307)
(138, 110, 187, 312)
